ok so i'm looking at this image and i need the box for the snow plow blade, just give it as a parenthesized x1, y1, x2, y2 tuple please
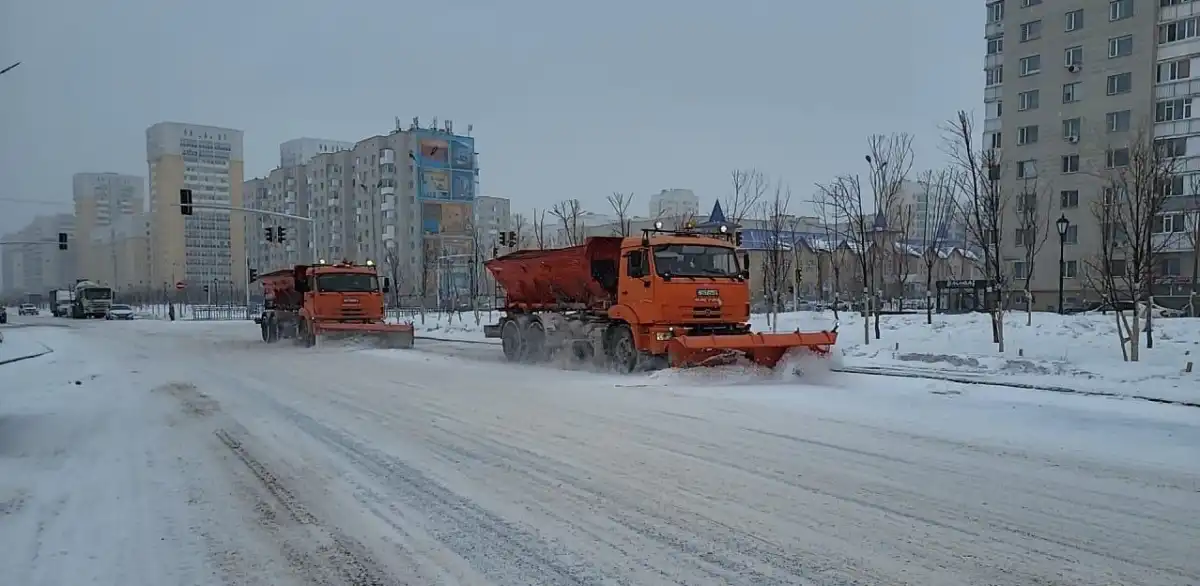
(666, 330, 837, 368)
(311, 321, 415, 349)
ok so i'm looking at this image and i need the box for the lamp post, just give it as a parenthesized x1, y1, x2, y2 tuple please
(1056, 214, 1070, 314)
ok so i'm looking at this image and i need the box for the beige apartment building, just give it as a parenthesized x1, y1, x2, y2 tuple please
(88, 213, 151, 291)
(987, 0, 1200, 308)
(146, 122, 246, 294)
(72, 172, 143, 281)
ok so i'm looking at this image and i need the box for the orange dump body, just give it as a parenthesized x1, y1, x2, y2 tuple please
(484, 237, 622, 310)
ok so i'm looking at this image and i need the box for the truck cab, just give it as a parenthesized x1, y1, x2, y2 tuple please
(291, 260, 391, 323)
(617, 229, 750, 328)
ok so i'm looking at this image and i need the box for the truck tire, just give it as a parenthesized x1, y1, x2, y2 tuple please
(501, 319, 523, 362)
(607, 324, 639, 374)
(522, 319, 548, 363)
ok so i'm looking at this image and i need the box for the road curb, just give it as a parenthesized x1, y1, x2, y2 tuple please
(0, 344, 54, 366)
(833, 365, 1200, 408)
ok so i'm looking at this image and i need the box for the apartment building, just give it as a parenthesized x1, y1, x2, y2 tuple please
(88, 212, 151, 291)
(146, 122, 245, 293)
(307, 150, 356, 264)
(1, 214, 75, 294)
(348, 127, 478, 299)
(895, 178, 968, 246)
(73, 172, 143, 278)
(986, 0, 1200, 308)
(280, 138, 354, 167)
(649, 189, 700, 219)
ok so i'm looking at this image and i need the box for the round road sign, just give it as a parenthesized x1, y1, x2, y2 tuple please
(175, 281, 186, 290)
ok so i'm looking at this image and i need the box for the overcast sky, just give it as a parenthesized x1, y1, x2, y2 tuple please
(0, 0, 980, 237)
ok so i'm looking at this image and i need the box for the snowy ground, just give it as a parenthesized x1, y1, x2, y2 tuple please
(404, 309, 1200, 405)
(0, 312, 1198, 584)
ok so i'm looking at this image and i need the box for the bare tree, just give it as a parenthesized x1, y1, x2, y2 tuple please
(606, 192, 634, 236)
(531, 208, 549, 249)
(1082, 125, 1183, 361)
(944, 110, 1009, 352)
(551, 199, 584, 246)
(864, 133, 915, 339)
(816, 174, 872, 344)
(916, 168, 958, 324)
(813, 192, 844, 313)
(725, 169, 768, 225)
(759, 181, 794, 330)
(1185, 175, 1200, 316)
(889, 204, 917, 309)
(1014, 175, 1053, 325)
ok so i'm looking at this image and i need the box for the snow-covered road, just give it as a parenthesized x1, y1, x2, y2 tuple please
(3, 317, 1199, 585)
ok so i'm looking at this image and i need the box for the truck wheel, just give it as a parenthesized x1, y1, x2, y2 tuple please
(302, 321, 316, 347)
(501, 320, 523, 362)
(523, 320, 548, 363)
(607, 324, 639, 374)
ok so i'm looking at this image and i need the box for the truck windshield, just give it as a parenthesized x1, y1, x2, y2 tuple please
(82, 288, 112, 299)
(316, 273, 378, 292)
(653, 245, 739, 277)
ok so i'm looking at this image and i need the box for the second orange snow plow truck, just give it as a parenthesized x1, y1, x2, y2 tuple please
(483, 224, 837, 373)
(253, 260, 414, 348)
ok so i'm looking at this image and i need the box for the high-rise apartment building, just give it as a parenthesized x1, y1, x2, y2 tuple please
(280, 138, 354, 167)
(1, 214, 75, 294)
(146, 122, 245, 292)
(649, 189, 700, 219)
(89, 212, 151, 291)
(73, 172, 143, 279)
(986, 0, 1200, 307)
(307, 149, 356, 264)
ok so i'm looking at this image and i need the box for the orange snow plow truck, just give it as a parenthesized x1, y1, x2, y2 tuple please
(252, 260, 414, 348)
(483, 226, 837, 373)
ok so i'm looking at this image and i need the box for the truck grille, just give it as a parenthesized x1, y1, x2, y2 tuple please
(691, 306, 722, 319)
(340, 308, 366, 319)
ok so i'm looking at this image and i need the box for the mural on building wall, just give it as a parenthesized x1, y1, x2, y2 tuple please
(450, 137, 474, 169)
(440, 203, 470, 235)
(421, 169, 450, 197)
(451, 170, 474, 200)
(418, 138, 449, 167)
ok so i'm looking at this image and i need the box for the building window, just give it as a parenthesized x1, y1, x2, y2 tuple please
(1018, 89, 1040, 111)
(1061, 154, 1080, 173)
(1157, 58, 1192, 83)
(1018, 125, 1039, 145)
(1156, 98, 1193, 122)
(987, 35, 1004, 55)
(1020, 20, 1043, 41)
(988, 1, 1005, 23)
(1107, 110, 1131, 132)
(1022, 0, 1041, 5)
(1020, 55, 1042, 75)
(1156, 213, 1188, 233)
(1018, 159, 1037, 178)
(1062, 117, 1081, 139)
(1060, 190, 1079, 208)
(1110, 0, 1132, 21)
(1158, 17, 1200, 44)
(1063, 225, 1079, 244)
(1106, 148, 1130, 168)
(1156, 137, 1188, 157)
(988, 132, 1003, 149)
(1065, 9, 1083, 31)
(1108, 35, 1133, 58)
(986, 65, 1004, 86)
(1012, 260, 1028, 280)
(1065, 45, 1083, 67)
(1064, 260, 1078, 278)
(1106, 72, 1132, 94)
(1063, 82, 1081, 103)
(1165, 174, 1187, 196)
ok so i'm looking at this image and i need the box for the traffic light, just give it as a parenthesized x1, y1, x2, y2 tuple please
(735, 231, 743, 247)
(203, 284, 209, 293)
(507, 231, 516, 247)
(498, 232, 507, 246)
(57, 232, 68, 250)
(179, 189, 193, 215)
(276, 227, 287, 242)
(264, 227, 274, 242)
(248, 268, 258, 281)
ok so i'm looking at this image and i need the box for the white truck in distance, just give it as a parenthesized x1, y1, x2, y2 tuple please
(72, 280, 113, 319)
(51, 289, 74, 317)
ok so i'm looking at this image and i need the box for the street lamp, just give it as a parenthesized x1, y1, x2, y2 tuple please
(1056, 214, 1070, 314)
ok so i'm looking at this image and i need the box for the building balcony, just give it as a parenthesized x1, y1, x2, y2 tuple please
(380, 185, 396, 196)
(985, 21, 1002, 38)
(984, 117, 1001, 132)
(381, 197, 395, 212)
(383, 226, 396, 241)
(380, 149, 395, 164)
(984, 85, 1002, 102)
(327, 197, 339, 207)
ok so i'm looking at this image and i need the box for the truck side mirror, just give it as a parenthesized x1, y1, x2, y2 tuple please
(741, 252, 751, 278)
(382, 277, 391, 293)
